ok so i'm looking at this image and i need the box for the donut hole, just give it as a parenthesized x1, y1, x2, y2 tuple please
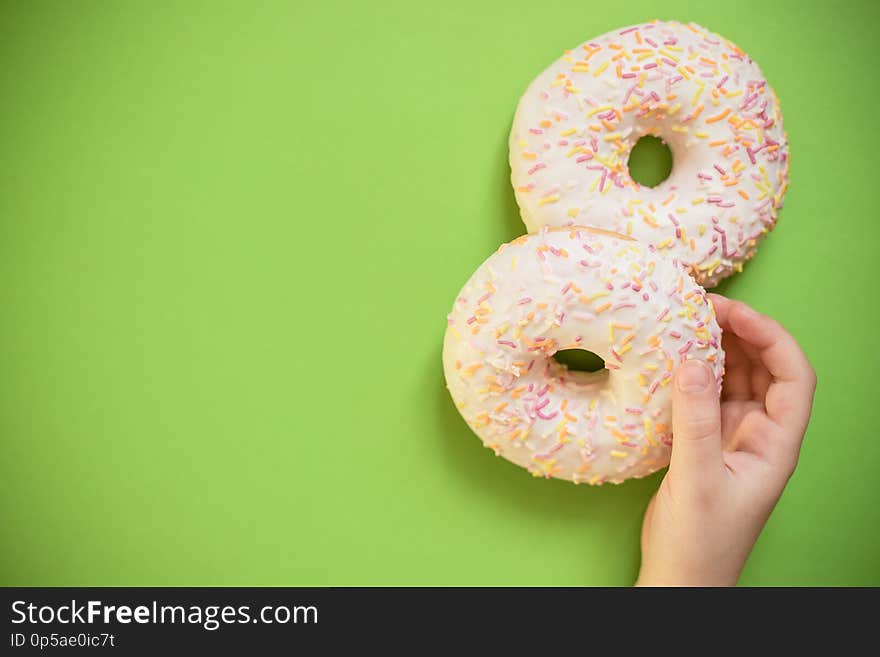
(627, 135, 673, 187)
(552, 349, 605, 373)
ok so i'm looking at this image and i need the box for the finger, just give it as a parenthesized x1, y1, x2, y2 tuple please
(720, 333, 754, 401)
(726, 301, 817, 430)
(670, 359, 724, 481)
(707, 295, 753, 401)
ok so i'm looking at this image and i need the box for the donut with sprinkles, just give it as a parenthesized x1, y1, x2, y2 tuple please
(509, 20, 789, 287)
(443, 226, 724, 484)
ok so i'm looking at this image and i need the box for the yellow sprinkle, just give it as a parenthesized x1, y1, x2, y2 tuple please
(582, 290, 609, 302)
(671, 125, 688, 133)
(644, 418, 656, 446)
(571, 65, 590, 72)
(510, 256, 517, 271)
(691, 197, 704, 204)
(603, 133, 622, 141)
(560, 128, 577, 137)
(593, 60, 610, 76)
(610, 450, 628, 459)
(538, 194, 560, 206)
(698, 258, 721, 271)
(695, 131, 709, 138)
(588, 105, 612, 117)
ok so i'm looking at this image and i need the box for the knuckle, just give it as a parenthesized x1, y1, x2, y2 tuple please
(683, 412, 720, 441)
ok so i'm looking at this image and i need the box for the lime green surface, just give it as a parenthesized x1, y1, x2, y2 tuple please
(1, 1, 877, 586)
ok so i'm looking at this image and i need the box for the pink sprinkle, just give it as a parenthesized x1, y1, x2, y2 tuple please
(497, 340, 517, 349)
(714, 164, 727, 176)
(649, 380, 660, 394)
(667, 213, 679, 226)
(619, 26, 639, 34)
(716, 75, 729, 88)
(625, 407, 643, 415)
(477, 292, 491, 303)
(656, 307, 669, 322)
(576, 154, 593, 163)
(529, 128, 544, 135)
(517, 297, 533, 305)
(645, 37, 658, 47)
(537, 384, 550, 397)
(644, 62, 658, 70)
(678, 340, 693, 354)
(527, 163, 546, 175)
(536, 409, 558, 421)
(535, 398, 550, 411)
(669, 330, 682, 339)
(466, 316, 476, 325)
(613, 302, 636, 311)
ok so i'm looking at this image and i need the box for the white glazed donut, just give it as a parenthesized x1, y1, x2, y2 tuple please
(443, 226, 724, 484)
(509, 20, 789, 287)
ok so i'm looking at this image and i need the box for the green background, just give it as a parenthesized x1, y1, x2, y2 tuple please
(1, 0, 877, 586)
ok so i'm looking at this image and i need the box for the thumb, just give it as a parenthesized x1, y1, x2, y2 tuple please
(669, 359, 723, 480)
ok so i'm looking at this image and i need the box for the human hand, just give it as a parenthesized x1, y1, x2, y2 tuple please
(636, 294, 817, 586)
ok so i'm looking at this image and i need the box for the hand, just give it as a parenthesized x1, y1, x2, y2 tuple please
(635, 294, 817, 586)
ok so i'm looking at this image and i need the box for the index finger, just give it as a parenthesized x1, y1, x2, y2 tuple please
(721, 297, 817, 431)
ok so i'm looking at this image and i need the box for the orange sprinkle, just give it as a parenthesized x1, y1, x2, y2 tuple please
(595, 302, 612, 313)
(738, 189, 750, 200)
(705, 107, 731, 123)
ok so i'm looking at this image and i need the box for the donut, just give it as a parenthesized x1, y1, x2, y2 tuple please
(442, 226, 724, 484)
(508, 20, 789, 287)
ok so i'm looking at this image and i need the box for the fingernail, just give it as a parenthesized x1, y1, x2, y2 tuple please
(676, 360, 711, 392)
